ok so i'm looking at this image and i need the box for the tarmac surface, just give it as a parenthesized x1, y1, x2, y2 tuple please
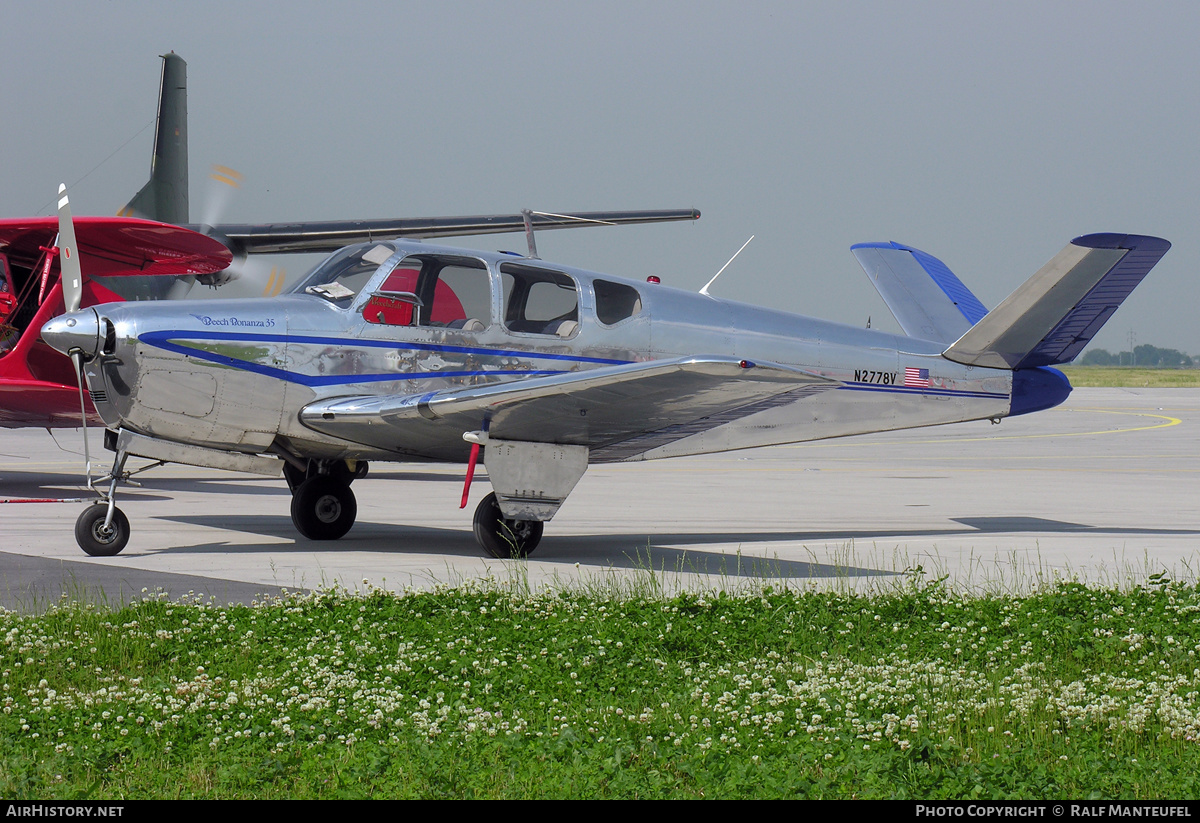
(0, 387, 1196, 609)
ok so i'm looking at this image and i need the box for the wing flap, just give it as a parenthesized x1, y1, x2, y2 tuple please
(942, 234, 1170, 370)
(299, 356, 838, 460)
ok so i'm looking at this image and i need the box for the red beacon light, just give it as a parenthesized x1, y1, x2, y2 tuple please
(646, 276, 660, 284)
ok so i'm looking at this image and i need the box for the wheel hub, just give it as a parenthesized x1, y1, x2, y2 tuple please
(314, 495, 342, 523)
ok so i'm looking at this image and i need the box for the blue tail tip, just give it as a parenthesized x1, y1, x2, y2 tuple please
(1010, 366, 1072, 417)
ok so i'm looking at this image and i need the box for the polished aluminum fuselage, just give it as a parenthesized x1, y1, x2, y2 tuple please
(79, 240, 1014, 464)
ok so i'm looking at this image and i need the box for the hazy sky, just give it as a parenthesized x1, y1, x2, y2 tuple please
(3, 0, 1197, 354)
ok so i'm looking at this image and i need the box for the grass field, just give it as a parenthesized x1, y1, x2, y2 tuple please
(1058, 367, 1200, 387)
(3, 572, 1200, 799)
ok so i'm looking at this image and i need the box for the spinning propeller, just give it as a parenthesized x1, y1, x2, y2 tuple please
(195, 165, 285, 295)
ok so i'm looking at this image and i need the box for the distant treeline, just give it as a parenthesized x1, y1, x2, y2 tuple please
(1080, 345, 1194, 368)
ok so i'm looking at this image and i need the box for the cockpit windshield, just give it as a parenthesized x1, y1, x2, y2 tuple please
(289, 243, 397, 306)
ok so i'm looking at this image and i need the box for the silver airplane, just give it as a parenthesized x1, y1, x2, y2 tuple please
(41, 225, 1170, 558)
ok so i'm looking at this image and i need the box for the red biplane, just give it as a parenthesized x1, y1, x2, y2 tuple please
(0, 214, 231, 427)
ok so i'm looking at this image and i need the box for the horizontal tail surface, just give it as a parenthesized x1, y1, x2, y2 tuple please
(942, 233, 1170, 370)
(851, 241, 989, 344)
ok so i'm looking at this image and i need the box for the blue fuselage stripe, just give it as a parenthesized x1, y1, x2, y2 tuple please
(840, 381, 1008, 400)
(140, 330, 629, 364)
(137, 330, 622, 388)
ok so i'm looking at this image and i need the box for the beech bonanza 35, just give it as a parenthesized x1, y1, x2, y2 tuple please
(41, 219, 1169, 558)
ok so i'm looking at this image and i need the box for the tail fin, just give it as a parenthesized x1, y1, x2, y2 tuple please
(119, 53, 188, 224)
(851, 242, 988, 344)
(942, 233, 1170, 370)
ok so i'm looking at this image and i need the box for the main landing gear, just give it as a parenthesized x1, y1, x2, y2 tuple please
(284, 459, 366, 541)
(472, 492, 544, 558)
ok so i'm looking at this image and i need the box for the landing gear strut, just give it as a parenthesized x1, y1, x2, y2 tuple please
(73, 446, 137, 557)
(472, 492, 543, 558)
(283, 457, 367, 492)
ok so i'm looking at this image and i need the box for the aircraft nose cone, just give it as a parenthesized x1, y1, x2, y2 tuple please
(41, 309, 102, 360)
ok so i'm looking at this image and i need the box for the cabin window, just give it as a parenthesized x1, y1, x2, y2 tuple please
(363, 255, 491, 330)
(500, 263, 579, 337)
(593, 279, 642, 326)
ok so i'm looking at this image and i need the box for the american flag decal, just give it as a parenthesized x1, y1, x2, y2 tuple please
(904, 367, 930, 388)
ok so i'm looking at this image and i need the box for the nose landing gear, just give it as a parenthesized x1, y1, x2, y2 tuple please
(73, 445, 143, 557)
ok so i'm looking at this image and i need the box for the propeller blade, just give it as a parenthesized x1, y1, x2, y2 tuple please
(57, 184, 84, 313)
(184, 165, 249, 294)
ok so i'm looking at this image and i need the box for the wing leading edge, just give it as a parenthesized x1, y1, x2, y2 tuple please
(298, 356, 838, 462)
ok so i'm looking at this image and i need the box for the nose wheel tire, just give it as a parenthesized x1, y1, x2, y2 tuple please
(473, 492, 544, 558)
(291, 477, 357, 540)
(75, 504, 130, 557)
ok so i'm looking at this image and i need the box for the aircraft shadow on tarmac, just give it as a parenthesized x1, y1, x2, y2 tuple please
(0, 471, 288, 501)
(949, 516, 1200, 536)
(0, 469, 462, 501)
(147, 514, 887, 578)
(146, 509, 1200, 582)
(0, 471, 162, 502)
(139, 470, 465, 496)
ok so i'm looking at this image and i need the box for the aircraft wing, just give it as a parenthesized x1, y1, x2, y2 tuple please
(0, 217, 231, 276)
(298, 356, 838, 462)
(200, 208, 701, 255)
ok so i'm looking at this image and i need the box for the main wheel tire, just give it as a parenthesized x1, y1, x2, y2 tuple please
(472, 492, 543, 558)
(291, 477, 357, 540)
(75, 504, 130, 557)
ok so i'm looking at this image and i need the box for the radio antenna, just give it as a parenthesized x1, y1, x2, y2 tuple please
(700, 235, 754, 296)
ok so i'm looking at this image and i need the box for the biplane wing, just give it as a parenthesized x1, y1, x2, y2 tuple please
(0, 217, 231, 278)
